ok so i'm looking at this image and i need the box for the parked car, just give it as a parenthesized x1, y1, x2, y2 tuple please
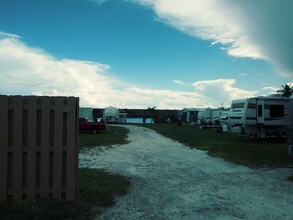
(79, 117, 106, 134)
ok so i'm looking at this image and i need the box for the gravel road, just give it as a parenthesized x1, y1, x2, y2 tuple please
(79, 125, 293, 220)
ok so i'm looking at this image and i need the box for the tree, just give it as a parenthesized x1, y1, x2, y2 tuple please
(147, 106, 156, 123)
(278, 83, 293, 98)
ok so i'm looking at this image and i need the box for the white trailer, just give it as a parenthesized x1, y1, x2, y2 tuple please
(223, 99, 248, 131)
(103, 106, 120, 123)
(79, 107, 94, 122)
(103, 106, 128, 123)
(198, 108, 229, 127)
(244, 97, 293, 138)
(178, 108, 202, 124)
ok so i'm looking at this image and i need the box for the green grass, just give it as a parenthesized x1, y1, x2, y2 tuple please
(79, 125, 129, 149)
(287, 175, 293, 181)
(0, 125, 130, 220)
(139, 123, 292, 168)
(79, 168, 130, 206)
(0, 168, 130, 220)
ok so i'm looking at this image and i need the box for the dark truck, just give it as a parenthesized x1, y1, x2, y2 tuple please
(79, 117, 106, 134)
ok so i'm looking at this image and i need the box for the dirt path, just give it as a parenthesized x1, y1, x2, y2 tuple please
(79, 125, 293, 220)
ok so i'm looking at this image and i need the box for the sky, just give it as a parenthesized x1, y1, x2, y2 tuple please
(0, 0, 292, 109)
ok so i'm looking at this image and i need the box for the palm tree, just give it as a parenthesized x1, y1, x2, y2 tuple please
(279, 83, 293, 98)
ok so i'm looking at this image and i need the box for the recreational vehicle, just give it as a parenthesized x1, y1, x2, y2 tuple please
(103, 106, 127, 123)
(79, 107, 94, 122)
(223, 99, 248, 129)
(198, 108, 229, 127)
(244, 97, 293, 138)
(178, 108, 202, 124)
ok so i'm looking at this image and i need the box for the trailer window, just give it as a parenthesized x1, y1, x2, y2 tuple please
(258, 105, 263, 117)
(270, 105, 284, 117)
(231, 102, 245, 108)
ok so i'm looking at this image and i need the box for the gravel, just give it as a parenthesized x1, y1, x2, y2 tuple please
(79, 125, 293, 220)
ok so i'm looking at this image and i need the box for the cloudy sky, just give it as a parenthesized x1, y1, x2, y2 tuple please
(0, 0, 292, 109)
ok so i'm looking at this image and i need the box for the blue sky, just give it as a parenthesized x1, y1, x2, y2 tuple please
(0, 0, 292, 109)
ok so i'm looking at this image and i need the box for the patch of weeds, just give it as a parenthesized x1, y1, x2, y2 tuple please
(79, 168, 130, 207)
(79, 125, 129, 150)
(0, 199, 91, 220)
(287, 175, 293, 181)
(0, 168, 130, 220)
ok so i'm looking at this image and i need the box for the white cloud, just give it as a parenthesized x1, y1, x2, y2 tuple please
(0, 34, 227, 109)
(0, 33, 259, 109)
(135, 0, 293, 76)
(89, 0, 107, 6)
(192, 79, 257, 106)
(135, 0, 263, 59)
(239, 73, 248, 77)
(262, 86, 279, 92)
(172, 80, 186, 85)
(0, 32, 21, 39)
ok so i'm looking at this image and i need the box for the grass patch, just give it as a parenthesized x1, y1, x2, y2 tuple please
(287, 175, 293, 181)
(79, 125, 129, 149)
(79, 168, 130, 206)
(0, 125, 130, 220)
(139, 124, 292, 168)
(0, 169, 130, 220)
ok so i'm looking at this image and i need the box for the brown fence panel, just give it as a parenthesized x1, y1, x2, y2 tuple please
(0, 95, 79, 202)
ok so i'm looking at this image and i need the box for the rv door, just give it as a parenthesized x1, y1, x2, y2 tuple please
(256, 99, 265, 124)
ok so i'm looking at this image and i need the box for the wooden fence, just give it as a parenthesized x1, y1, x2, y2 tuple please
(0, 95, 79, 202)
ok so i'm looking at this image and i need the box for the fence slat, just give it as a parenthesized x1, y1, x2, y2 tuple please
(27, 96, 37, 200)
(0, 96, 9, 201)
(13, 96, 23, 201)
(40, 97, 50, 198)
(66, 97, 79, 200)
(52, 97, 64, 199)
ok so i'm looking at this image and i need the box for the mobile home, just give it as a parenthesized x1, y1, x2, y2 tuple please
(244, 97, 293, 138)
(103, 106, 127, 123)
(79, 107, 94, 122)
(198, 108, 229, 126)
(178, 108, 202, 124)
(224, 99, 248, 127)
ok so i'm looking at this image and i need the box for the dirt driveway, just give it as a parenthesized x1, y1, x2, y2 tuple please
(79, 125, 293, 220)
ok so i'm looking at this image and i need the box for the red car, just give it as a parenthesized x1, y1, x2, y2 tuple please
(79, 117, 106, 134)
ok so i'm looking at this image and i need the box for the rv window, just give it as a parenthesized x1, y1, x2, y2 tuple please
(231, 102, 245, 108)
(270, 105, 284, 117)
(258, 105, 263, 117)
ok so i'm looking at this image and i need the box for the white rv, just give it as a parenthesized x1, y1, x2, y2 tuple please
(198, 108, 229, 126)
(103, 106, 127, 123)
(178, 108, 202, 124)
(103, 106, 120, 123)
(79, 107, 94, 122)
(220, 99, 248, 133)
(224, 97, 293, 136)
(244, 97, 293, 138)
